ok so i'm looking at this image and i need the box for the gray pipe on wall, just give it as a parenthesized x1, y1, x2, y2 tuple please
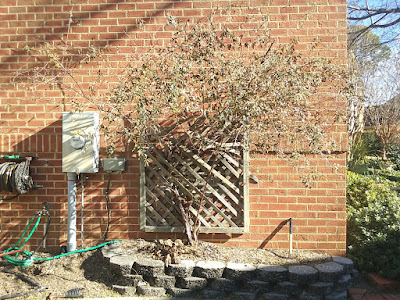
(67, 173, 77, 252)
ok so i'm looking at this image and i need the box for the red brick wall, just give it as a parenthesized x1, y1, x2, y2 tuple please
(0, 0, 347, 255)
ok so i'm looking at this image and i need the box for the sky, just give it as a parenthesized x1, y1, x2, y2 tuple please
(348, 0, 400, 104)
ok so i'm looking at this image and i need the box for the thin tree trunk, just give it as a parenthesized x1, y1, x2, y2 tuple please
(178, 199, 196, 246)
(382, 145, 388, 160)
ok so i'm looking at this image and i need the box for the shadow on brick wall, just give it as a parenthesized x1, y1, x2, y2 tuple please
(0, 116, 141, 252)
(0, 0, 178, 85)
(258, 219, 290, 249)
(0, 117, 64, 250)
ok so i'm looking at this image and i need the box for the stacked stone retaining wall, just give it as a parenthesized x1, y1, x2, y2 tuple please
(102, 243, 358, 300)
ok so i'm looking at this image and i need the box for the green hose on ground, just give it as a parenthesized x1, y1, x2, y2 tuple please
(34, 241, 120, 262)
(3, 241, 120, 268)
(2, 211, 120, 267)
(2, 214, 42, 267)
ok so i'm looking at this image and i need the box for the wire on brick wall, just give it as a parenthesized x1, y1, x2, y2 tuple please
(0, 160, 34, 200)
(102, 172, 111, 242)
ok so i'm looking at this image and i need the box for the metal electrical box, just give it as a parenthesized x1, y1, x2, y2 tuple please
(102, 158, 126, 172)
(62, 112, 100, 174)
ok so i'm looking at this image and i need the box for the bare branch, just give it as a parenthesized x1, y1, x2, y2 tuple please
(348, 1, 400, 46)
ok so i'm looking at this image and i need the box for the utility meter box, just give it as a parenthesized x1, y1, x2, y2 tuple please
(62, 112, 100, 174)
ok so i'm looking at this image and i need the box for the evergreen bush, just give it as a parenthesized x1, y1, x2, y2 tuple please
(388, 143, 400, 170)
(347, 171, 400, 279)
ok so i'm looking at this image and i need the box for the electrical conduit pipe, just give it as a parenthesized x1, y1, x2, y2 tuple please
(67, 173, 77, 252)
(289, 218, 293, 255)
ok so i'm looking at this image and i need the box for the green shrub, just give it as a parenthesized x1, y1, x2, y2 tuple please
(348, 131, 382, 173)
(362, 131, 382, 157)
(388, 143, 400, 170)
(347, 171, 400, 279)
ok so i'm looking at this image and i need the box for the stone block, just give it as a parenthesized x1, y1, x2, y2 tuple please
(167, 287, 196, 298)
(315, 262, 344, 282)
(350, 269, 360, 283)
(223, 262, 256, 280)
(288, 265, 318, 285)
(201, 289, 226, 299)
(298, 291, 324, 300)
(306, 281, 334, 296)
(257, 265, 288, 282)
(231, 291, 257, 300)
(245, 280, 270, 293)
(166, 259, 195, 277)
(116, 274, 143, 287)
(136, 285, 166, 297)
(274, 281, 303, 295)
(335, 274, 352, 291)
(332, 256, 354, 274)
(325, 291, 348, 300)
(176, 276, 208, 290)
(210, 278, 236, 291)
(109, 254, 135, 276)
(194, 261, 225, 278)
(101, 243, 124, 262)
(111, 284, 136, 296)
(133, 258, 165, 277)
(147, 275, 176, 289)
(261, 292, 290, 300)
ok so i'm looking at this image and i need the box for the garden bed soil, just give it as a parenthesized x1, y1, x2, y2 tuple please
(0, 239, 331, 299)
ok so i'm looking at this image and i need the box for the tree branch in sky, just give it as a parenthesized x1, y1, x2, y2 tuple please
(348, 1, 400, 46)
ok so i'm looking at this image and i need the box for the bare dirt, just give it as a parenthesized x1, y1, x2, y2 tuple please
(0, 239, 332, 299)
